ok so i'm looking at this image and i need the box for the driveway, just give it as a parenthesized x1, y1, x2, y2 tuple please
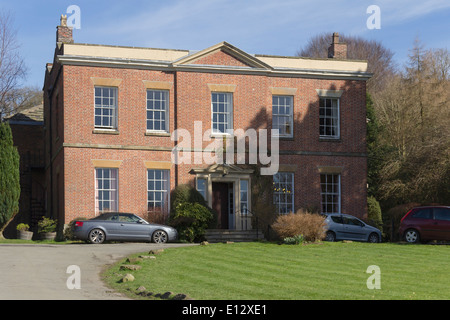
(0, 242, 195, 300)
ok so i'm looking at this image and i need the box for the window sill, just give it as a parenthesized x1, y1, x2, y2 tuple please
(145, 131, 171, 137)
(319, 137, 341, 142)
(273, 135, 294, 140)
(210, 132, 234, 138)
(93, 128, 119, 135)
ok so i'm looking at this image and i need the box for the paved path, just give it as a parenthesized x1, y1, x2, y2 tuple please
(0, 243, 195, 300)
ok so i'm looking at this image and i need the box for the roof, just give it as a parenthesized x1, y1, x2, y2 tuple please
(5, 104, 44, 125)
(54, 41, 372, 80)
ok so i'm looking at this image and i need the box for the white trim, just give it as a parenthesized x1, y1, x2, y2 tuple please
(319, 97, 340, 139)
(272, 95, 294, 138)
(211, 92, 233, 135)
(56, 55, 373, 80)
(146, 89, 169, 133)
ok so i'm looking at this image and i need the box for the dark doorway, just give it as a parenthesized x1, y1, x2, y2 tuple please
(212, 182, 230, 229)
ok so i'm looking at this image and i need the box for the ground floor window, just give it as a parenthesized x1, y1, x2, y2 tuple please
(95, 168, 118, 213)
(320, 173, 341, 214)
(240, 180, 249, 214)
(196, 178, 207, 200)
(273, 172, 294, 214)
(147, 169, 170, 212)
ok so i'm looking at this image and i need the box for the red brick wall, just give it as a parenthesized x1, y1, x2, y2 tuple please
(46, 49, 367, 223)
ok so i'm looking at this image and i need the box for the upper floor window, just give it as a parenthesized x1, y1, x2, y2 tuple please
(272, 95, 293, 137)
(95, 86, 118, 129)
(147, 90, 169, 133)
(211, 92, 233, 134)
(319, 97, 339, 139)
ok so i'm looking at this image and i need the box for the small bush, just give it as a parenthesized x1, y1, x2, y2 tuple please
(283, 234, 304, 245)
(271, 209, 326, 242)
(169, 202, 213, 242)
(64, 217, 87, 240)
(170, 184, 217, 229)
(367, 196, 383, 232)
(16, 223, 30, 231)
(383, 202, 421, 241)
(38, 217, 57, 233)
(171, 184, 208, 209)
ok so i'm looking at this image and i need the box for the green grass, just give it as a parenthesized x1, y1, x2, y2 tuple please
(102, 241, 450, 300)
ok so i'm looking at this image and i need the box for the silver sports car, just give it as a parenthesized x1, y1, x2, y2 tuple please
(73, 212, 178, 244)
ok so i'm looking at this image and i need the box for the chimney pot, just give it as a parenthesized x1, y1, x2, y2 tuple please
(56, 14, 73, 45)
(328, 32, 347, 59)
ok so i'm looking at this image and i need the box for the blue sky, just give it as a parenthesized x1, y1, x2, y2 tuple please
(1, 0, 449, 88)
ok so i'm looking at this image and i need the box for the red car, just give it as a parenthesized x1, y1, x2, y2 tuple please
(399, 206, 450, 243)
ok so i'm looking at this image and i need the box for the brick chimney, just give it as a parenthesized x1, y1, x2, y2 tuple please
(328, 32, 347, 59)
(56, 15, 73, 44)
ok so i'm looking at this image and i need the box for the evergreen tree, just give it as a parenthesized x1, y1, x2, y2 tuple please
(0, 122, 20, 238)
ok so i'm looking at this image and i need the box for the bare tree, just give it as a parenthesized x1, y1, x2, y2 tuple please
(297, 32, 396, 94)
(375, 40, 450, 206)
(0, 11, 27, 121)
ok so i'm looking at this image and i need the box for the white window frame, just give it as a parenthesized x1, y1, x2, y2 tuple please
(320, 173, 341, 214)
(147, 169, 170, 212)
(240, 179, 249, 215)
(146, 89, 169, 133)
(94, 86, 118, 129)
(319, 97, 340, 139)
(211, 92, 233, 135)
(273, 172, 294, 214)
(95, 168, 119, 214)
(196, 177, 207, 200)
(272, 95, 293, 138)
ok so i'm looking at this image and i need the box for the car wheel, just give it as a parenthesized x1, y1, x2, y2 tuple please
(325, 231, 336, 242)
(368, 233, 379, 243)
(404, 229, 420, 244)
(88, 228, 105, 244)
(152, 230, 168, 243)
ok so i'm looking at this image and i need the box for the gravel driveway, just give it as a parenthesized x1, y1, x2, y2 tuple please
(0, 242, 195, 300)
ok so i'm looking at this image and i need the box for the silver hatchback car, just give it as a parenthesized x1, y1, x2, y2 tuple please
(324, 214, 382, 243)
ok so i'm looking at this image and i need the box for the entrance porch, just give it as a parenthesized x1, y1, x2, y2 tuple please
(190, 164, 254, 231)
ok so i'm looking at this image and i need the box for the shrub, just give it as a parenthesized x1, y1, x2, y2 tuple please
(367, 196, 383, 232)
(38, 217, 57, 233)
(283, 234, 304, 245)
(170, 184, 217, 228)
(64, 217, 87, 240)
(271, 209, 326, 242)
(171, 184, 208, 209)
(16, 223, 30, 231)
(169, 202, 213, 242)
(383, 202, 421, 241)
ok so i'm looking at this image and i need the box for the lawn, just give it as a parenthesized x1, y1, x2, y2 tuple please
(102, 241, 450, 300)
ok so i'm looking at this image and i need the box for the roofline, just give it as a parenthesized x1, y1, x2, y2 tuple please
(255, 53, 368, 64)
(66, 42, 190, 53)
(56, 55, 373, 80)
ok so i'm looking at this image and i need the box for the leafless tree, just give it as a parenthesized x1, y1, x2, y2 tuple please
(375, 40, 450, 206)
(0, 11, 27, 121)
(297, 32, 396, 94)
